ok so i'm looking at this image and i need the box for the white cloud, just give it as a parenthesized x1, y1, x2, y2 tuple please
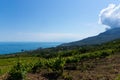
(99, 4, 120, 29)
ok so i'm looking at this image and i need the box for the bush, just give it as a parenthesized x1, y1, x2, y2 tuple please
(52, 57, 65, 73)
(31, 60, 43, 73)
(45, 57, 65, 75)
(6, 62, 26, 80)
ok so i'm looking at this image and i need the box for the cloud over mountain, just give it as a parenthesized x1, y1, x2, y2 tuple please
(99, 4, 120, 29)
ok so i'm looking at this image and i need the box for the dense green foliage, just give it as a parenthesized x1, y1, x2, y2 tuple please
(1, 39, 120, 79)
(6, 62, 26, 80)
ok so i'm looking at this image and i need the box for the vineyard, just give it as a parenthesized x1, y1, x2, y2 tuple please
(1, 39, 120, 80)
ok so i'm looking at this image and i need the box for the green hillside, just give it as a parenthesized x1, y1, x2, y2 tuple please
(61, 28, 120, 46)
(1, 39, 120, 80)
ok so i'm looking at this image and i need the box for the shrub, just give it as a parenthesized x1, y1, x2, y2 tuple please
(45, 57, 66, 75)
(6, 62, 26, 80)
(31, 60, 43, 73)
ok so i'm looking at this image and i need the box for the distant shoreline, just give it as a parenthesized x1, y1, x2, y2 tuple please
(0, 42, 62, 54)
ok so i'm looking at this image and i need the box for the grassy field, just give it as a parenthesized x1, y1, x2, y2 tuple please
(0, 54, 120, 80)
(0, 50, 116, 80)
(0, 57, 39, 75)
(0, 39, 120, 80)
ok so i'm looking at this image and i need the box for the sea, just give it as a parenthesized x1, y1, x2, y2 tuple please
(0, 42, 62, 54)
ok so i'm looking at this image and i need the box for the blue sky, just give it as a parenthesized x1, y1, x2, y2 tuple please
(0, 0, 119, 42)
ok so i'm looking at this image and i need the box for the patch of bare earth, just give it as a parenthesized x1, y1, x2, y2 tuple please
(65, 54, 120, 80)
(18, 54, 120, 80)
(26, 73, 48, 80)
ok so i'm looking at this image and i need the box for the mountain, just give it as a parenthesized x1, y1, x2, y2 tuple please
(60, 28, 120, 46)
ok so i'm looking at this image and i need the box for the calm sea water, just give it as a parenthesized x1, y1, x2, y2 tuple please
(0, 42, 62, 54)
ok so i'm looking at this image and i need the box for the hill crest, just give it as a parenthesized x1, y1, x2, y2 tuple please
(60, 28, 120, 46)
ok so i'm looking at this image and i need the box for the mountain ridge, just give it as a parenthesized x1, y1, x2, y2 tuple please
(60, 28, 120, 46)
